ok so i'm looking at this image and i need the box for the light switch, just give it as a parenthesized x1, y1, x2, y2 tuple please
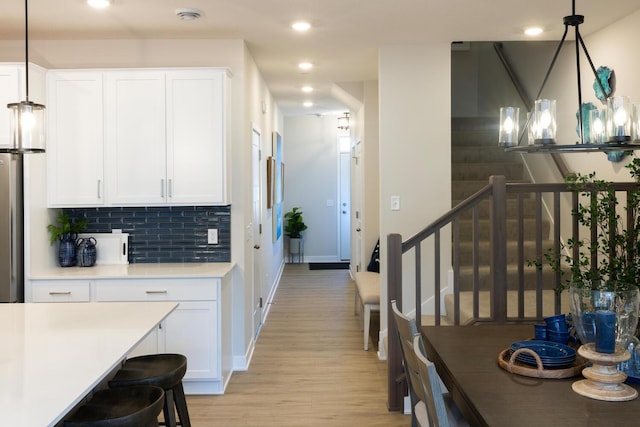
(391, 196, 400, 211)
(208, 229, 219, 245)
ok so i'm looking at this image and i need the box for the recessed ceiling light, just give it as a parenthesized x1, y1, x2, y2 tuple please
(524, 27, 544, 36)
(298, 62, 313, 71)
(87, 0, 111, 8)
(292, 21, 311, 32)
(175, 8, 203, 21)
(303, 101, 313, 107)
(301, 86, 313, 93)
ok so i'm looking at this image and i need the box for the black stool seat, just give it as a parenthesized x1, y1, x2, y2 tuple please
(64, 385, 164, 427)
(109, 354, 190, 427)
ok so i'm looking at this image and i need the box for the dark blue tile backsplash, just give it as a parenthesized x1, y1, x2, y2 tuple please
(66, 206, 231, 263)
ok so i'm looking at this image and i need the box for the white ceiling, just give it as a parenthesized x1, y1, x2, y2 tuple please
(2, 0, 639, 116)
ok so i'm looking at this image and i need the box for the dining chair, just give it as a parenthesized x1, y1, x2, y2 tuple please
(391, 300, 468, 427)
(390, 300, 429, 427)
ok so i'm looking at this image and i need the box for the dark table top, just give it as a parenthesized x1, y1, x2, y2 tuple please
(421, 324, 640, 427)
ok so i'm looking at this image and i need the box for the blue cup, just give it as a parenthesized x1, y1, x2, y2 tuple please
(534, 324, 547, 340)
(544, 314, 568, 332)
(547, 330, 576, 345)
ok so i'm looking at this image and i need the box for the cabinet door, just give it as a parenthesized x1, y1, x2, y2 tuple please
(0, 66, 20, 150)
(105, 71, 166, 205)
(163, 301, 218, 380)
(47, 71, 105, 206)
(128, 324, 160, 357)
(166, 70, 227, 205)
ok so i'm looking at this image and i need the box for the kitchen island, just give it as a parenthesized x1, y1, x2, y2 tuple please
(0, 301, 177, 427)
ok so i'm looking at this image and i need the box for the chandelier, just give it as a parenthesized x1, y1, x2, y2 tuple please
(499, 0, 640, 153)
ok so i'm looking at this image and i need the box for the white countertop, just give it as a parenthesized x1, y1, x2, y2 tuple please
(30, 262, 235, 280)
(0, 302, 178, 426)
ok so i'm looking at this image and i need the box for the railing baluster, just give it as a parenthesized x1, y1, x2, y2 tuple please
(535, 191, 543, 320)
(553, 191, 562, 314)
(472, 206, 480, 321)
(490, 176, 508, 323)
(453, 217, 461, 326)
(434, 230, 441, 326)
(415, 243, 422, 328)
(517, 192, 524, 318)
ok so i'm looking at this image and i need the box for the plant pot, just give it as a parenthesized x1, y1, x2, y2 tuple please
(289, 237, 302, 254)
(570, 286, 640, 346)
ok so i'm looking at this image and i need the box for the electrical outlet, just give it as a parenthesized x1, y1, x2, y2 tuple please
(208, 229, 219, 245)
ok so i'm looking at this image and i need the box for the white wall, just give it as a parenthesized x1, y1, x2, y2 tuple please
(378, 43, 452, 339)
(282, 114, 342, 262)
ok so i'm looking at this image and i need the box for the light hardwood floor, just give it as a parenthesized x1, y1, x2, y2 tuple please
(186, 263, 409, 426)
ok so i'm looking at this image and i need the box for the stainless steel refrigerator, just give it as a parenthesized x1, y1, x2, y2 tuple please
(0, 152, 24, 303)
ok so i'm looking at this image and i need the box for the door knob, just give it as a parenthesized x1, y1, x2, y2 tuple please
(254, 244, 261, 249)
(356, 228, 361, 232)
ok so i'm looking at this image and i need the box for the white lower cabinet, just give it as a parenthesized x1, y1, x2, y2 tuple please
(28, 275, 232, 394)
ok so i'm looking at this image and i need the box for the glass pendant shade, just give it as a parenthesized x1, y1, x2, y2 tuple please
(632, 104, 640, 142)
(533, 99, 556, 144)
(7, 100, 46, 153)
(588, 109, 606, 144)
(498, 107, 519, 147)
(607, 96, 631, 142)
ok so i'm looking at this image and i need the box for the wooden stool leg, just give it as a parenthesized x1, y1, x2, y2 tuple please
(173, 382, 191, 427)
(163, 389, 178, 427)
(364, 304, 371, 351)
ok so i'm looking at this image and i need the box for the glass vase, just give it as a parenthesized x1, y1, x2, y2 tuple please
(570, 286, 640, 346)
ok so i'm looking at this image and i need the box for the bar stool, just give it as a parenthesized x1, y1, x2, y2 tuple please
(109, 354, 191, 427)
(64, 385, 164, 427)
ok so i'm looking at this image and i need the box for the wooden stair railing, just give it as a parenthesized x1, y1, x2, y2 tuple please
(386, 175, 639, 411)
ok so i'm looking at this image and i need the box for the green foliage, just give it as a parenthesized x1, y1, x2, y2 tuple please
(532, 156, 640, 293)
(47, 211, 87, 245)
(284, 207, 308, 238)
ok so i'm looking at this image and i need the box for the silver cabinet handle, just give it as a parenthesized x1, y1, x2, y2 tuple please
(49, 291, 71, 295)
(168, 179, 173, 198)
(97, 180, 102, 199)
(145, 290, 168, 294)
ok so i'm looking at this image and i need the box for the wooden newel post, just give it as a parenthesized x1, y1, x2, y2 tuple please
(387, 233, 404, 411)
(489, 175, 508, 323)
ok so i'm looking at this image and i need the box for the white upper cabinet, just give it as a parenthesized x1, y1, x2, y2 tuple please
(46, 67, 231, 207)
(46, 71, 105, 207)
(166, 70, 228, 205)
(105, 71, 167, 205)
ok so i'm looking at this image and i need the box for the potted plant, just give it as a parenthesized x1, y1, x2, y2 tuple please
(47, 211, 87, 267)
(284, 207, 308, 259)
(535, 157, 640, 345)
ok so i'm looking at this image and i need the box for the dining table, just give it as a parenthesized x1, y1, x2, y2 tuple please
(421, 324, 640, 427)
(0, 301, 178, 427)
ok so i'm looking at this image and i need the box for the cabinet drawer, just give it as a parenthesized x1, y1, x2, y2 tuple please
(31, 281, 91, 302)
(95, 278, 218, 302)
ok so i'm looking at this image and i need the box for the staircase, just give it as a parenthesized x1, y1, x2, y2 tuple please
(448, 117, 565, 323)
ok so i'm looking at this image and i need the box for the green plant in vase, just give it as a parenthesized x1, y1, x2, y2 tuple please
(284, 207, 308, 238)
(534, 156, 640, 346)
(47, 211, 87, 267)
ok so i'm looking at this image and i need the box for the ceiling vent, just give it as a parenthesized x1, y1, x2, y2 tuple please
(175, 8, 203, 21)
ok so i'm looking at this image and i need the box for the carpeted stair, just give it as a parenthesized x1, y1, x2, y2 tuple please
(448, 117, 560, 323)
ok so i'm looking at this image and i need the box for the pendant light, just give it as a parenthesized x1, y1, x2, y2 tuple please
(6, 0, 45, 153)
(500, 0, 640, 153)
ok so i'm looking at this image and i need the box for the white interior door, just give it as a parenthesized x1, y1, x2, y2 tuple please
(353, 140, 363, 271)
(252, 127, 263, 338)
(339, 151, 351, 261)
